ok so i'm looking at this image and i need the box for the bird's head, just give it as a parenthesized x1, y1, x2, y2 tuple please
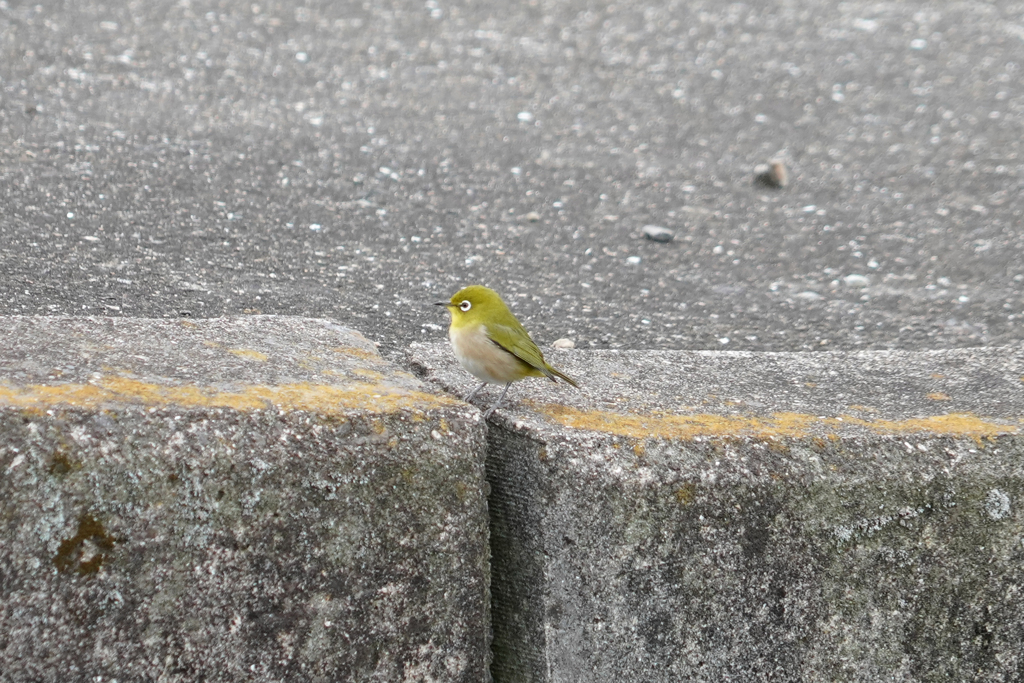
(434, 285, 506, 327)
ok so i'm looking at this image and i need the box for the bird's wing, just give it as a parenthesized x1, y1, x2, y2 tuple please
(485, 321, 548, 373)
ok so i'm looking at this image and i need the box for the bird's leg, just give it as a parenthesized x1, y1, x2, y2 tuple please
(482, 382, 512, 418)
(463, 381, 487, 403)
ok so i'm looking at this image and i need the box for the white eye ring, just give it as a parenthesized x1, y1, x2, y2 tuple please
(459, 300, 472, 312)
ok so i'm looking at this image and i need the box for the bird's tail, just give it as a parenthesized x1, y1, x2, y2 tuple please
(546, 365, 579, 388)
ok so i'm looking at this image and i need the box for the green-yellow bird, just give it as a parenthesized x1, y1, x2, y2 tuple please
(435, 285, 578, 417)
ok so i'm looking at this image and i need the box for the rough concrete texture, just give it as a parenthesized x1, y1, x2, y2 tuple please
(0, 317, 490, 683)
(411, 342, 1024, 682)
(4, 0, 1024, 354)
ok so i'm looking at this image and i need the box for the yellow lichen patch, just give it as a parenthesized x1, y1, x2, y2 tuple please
(927, 392, 951, 401)
(536, 404, 824, 440)
(534, 404, 1019, 441)
(770, 412, 838, 436)
(227, 349, 269, 362)
(0, 376, 455, 415)
(850, 413, 1015, 438)
(352, 368, 385, 380)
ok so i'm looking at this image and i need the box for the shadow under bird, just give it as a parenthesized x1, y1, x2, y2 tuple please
(435, 285, 578, 418)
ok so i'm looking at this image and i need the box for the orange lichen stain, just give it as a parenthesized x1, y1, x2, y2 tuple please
(927, 392, 951, 401)
(534, 404, 1018, 440)
(332, 346, 380, 361)
(847, 405, 877, 413)
(931, 374, 946, 379)
(675, 482, 697, 505)
(0, 376, 454, 415)
(227, 349, 269, 362)
(296, 355, 330, 372)
(203, 341, 268, 362)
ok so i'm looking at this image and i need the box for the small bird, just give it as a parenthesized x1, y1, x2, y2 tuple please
(435, 285, 578, 417)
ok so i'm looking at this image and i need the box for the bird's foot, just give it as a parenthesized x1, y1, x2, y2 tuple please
(480, 382, 513, 419)
(463, 381, 487, 403)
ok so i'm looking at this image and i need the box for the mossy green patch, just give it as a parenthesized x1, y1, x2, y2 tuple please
(53, 513, 115, 576)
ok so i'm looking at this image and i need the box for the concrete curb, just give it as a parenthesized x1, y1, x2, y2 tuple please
(6, 318, 1024, 681)
(411, 342, 1024, 682)
(0, 317, 490, 682)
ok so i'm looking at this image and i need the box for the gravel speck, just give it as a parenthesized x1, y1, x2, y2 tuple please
(754, 161, 789, 188)
(642, 225, 674, 243)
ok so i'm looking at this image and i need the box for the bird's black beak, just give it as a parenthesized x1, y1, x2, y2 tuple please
(433, 301, 449, 307)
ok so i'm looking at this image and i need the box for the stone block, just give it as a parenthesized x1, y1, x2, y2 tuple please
(0, 317, 490, 683)
(412, 343, 1024, 682)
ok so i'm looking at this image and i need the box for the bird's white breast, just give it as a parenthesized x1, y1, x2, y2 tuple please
(449, 323, 525, 384)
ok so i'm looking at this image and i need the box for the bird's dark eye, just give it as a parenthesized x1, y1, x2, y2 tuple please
(459, 300, 472, 312)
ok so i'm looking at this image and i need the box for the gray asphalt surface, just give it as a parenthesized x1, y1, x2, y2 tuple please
(2, 0, 1022, 356)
